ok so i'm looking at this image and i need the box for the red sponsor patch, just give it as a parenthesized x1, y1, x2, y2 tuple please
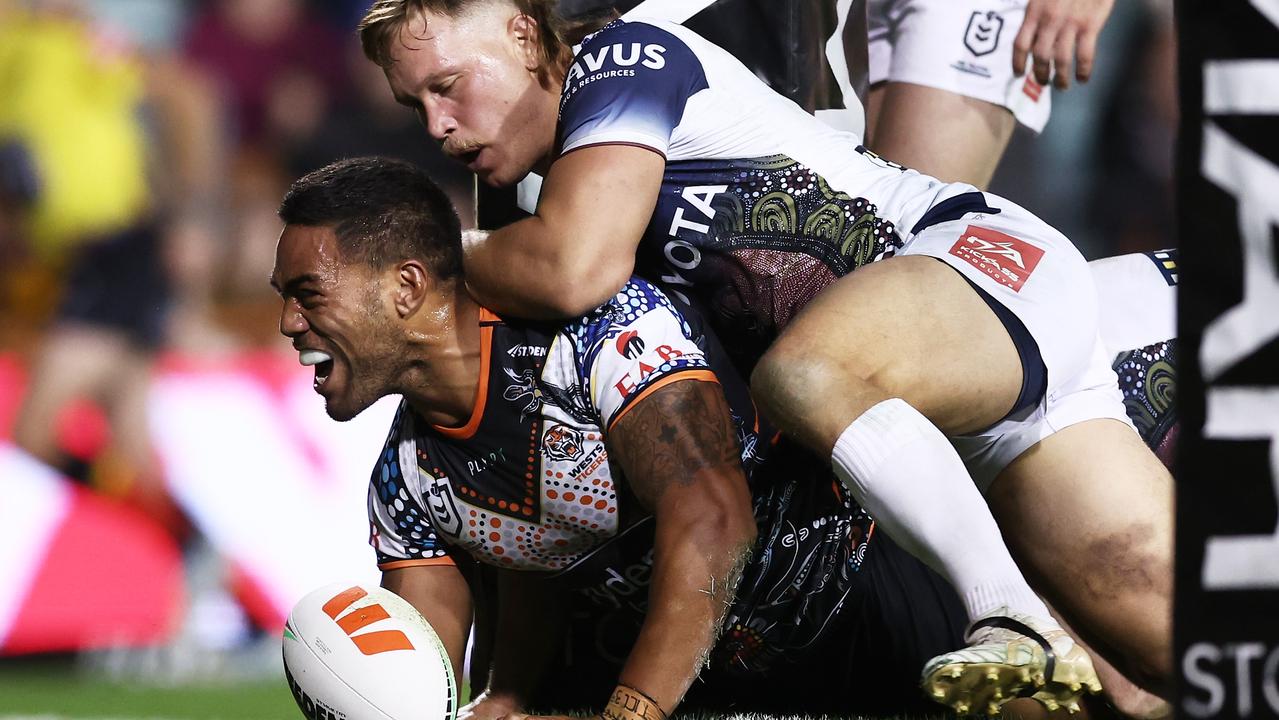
(1022, 75, 1043, 101)
(948, 225, 1044, 292)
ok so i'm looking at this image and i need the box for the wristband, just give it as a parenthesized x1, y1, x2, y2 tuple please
(602, 684, 668, 720)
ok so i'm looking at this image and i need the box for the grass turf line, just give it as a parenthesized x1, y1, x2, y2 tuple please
(0, 659, 925, 720)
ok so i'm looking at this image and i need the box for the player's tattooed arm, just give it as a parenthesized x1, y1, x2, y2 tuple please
(611, 377, 744, 508)
(605, 378, 757, 719)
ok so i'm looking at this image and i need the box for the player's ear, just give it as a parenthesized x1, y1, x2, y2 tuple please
(391, 259, 431, 318)
(508, 11, 541, 73)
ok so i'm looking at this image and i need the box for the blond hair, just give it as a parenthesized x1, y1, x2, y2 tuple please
(359, 0, 597, 87)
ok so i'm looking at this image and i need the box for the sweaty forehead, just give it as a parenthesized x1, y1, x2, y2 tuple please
(388, 4, 503, 69)
(274, 224, 343, 286)
(384, 12, 446, 90)
(391, 9, 454, 62)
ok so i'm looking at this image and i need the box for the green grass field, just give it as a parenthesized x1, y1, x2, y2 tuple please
(0, 657, 297, 720)
(0, 657, 919, 720)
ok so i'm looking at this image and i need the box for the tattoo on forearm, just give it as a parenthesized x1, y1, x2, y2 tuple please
(603, 685, 668, 720)
(609, 380, 743, 509)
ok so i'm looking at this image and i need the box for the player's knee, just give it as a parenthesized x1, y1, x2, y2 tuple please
(753, 342, 830, 446)
(752, 342, 834, 421)
(752, 340, 899, 453)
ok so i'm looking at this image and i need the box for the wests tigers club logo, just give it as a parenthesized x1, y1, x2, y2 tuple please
(543, 423, 585, 462)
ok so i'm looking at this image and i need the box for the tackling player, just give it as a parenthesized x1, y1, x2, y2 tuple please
(865, 0, 1117, 188)
(271, 157, 992, 719)
(357, 1, 1172, 714)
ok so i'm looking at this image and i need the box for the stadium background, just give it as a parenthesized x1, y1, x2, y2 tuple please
(0, 0, 1208, 718)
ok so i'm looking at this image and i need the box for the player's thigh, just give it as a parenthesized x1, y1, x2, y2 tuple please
(865, 0, 1041, 186)
(867, 82, 1015, 188)
(753, 254, 1023, 452)
(987, 418, 1172, 685)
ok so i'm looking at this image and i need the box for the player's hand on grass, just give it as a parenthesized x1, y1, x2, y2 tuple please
(1013, 0, 1116, 89)
(459, 690, 524, 720)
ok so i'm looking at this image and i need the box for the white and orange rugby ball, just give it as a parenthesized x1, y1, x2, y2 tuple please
(283, 582, 457, 720)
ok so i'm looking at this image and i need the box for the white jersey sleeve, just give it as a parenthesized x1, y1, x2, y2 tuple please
(565, 278, 717, 432)
(559, 20, 709, 157)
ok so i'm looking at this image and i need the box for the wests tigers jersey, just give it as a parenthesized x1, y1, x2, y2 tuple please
(369, 278, 731, 573)
(368, 278, 874, 672)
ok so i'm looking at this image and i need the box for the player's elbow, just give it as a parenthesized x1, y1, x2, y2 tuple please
(544, 257, 634, 317)
(706, 500, 757, 547)
(676, 485, 758, 558)
(545, 283, 619, 318)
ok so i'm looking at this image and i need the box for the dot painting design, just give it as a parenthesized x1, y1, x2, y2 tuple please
(661, 154, 902, 276)
(566, 278, 709, 406)
(371, 424, 448, 562)
(1112, 338, 1177, 451)
(569, 277, 694, 362)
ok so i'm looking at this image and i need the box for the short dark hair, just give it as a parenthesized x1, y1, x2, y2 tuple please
(279, 157, 464, 280)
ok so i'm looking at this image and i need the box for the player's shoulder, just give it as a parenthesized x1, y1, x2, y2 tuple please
(578, 16, 692, 52)
(577, 277, 692, 333)
(568, 17, 705, 79)
(370, 399, 413, 481)
(558, 278, 695, 363)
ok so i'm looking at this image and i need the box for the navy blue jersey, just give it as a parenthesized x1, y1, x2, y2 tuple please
(552, 18, 982, 366)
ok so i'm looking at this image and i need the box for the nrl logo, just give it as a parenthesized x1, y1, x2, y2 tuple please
(964, 11, 1003, 57)
(420, 466, 462, 538)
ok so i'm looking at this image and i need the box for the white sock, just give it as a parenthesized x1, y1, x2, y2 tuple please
(832, 398, 1050, 624)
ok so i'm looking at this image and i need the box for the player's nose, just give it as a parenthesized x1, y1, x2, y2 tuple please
(422, 98, 455, 142)
(279, 299, 308, 338)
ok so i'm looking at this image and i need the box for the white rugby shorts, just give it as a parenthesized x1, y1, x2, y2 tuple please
(867, 0, 1051, 132)
(897, 195, 1135, 491)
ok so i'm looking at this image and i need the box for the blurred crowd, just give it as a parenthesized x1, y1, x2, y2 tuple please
(0, 0, 474, 676)
(0, 0, 1174, 675)
(0, 0, 474, 508)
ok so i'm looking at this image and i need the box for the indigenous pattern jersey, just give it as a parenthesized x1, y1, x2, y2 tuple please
(368, 278, 873, 672)
(1105, 249, 1179, 468)
(556, 18, 972, 365)
(1113, 338, 1177, 467)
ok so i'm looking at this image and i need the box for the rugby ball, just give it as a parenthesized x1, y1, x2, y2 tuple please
(283, 582, 457, 720)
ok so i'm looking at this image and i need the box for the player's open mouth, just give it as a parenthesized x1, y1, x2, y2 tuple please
(300, 349, 335, 390)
